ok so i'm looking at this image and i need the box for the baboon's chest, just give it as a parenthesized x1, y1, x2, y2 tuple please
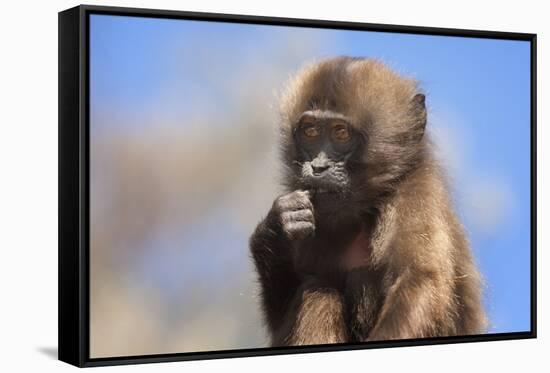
(341, 229, 372, 270)
(294, 227, 372, 279)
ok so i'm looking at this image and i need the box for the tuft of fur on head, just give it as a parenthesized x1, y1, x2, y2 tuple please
(278, 56, 429, 207)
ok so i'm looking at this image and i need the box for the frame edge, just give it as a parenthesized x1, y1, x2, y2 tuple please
(58, 5, 85, 368)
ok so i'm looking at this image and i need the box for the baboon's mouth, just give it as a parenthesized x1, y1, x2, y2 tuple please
(301, 176, 347, 196)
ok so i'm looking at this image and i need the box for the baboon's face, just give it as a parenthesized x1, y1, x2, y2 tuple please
(292, 109, 364, 198)
(281, 57, 427, 208)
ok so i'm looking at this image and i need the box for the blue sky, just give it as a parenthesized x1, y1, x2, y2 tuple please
(90, 14, 532, 339)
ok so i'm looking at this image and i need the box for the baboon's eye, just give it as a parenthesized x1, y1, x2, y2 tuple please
(330, 122, 351, 143)
(303, 125, 321, 138)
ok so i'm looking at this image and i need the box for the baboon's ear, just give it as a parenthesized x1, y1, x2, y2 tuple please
(412, 93, 426, 109)
(411, 93, 427, 135)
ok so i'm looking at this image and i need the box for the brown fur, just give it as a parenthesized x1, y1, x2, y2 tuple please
(250, 56, 487, 346)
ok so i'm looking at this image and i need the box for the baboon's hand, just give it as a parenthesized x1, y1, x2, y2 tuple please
(270, 190, 315, 243)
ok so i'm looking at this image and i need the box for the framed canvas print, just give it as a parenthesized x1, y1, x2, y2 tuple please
(58, 4, 537, 367)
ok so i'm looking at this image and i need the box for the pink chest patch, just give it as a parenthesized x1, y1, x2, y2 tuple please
(342, 230, 372, 270)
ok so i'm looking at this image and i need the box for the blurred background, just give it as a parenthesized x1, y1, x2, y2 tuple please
(89, 14, 531, 358)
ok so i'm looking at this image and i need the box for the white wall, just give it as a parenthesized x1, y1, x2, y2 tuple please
(0, 0, 546, 371)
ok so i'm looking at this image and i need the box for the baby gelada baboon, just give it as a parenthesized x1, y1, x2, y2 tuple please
(249, 56, 487, 346)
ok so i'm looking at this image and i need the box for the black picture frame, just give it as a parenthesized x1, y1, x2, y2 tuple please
(58, 4, 537, 368)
